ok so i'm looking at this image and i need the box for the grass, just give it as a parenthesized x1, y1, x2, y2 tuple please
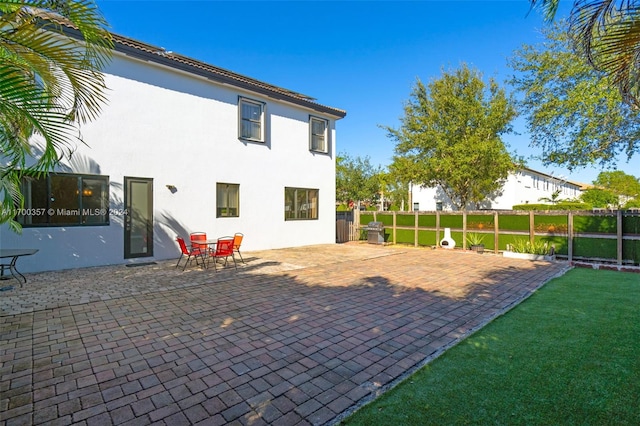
(343, 268, 640, 425)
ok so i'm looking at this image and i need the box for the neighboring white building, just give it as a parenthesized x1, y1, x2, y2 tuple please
(411, 167, 585, 211)
(0, 32, 346, 273)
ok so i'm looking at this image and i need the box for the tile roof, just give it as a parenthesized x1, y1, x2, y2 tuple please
(110, 33, 347, 118)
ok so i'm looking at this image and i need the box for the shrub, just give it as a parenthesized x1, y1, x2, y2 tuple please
(513, 202, 592, 211)
(466, 232, 485, 246)
(507, 238, 552, 255)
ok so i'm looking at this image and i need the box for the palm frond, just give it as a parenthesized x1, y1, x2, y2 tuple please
(0, 0, 113, 229)
(530, 0, 640, 107)
(567, 1, 640, 107)
(529, 0, 562, 21)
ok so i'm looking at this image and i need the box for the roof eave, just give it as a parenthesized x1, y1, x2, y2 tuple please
(59, 25, 346, 119)
(113, 41, 346, 119)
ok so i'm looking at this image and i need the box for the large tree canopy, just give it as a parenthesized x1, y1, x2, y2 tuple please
(385, 64, 517, 211)
(531, 0, 640, 108)
(0, 0, 112, 230)
(593, 170, 640, 198)
(509, 22, 640, 169)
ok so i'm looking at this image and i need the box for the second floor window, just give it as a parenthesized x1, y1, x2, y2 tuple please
(239, 97, 265, 142)
(309, 117, 328, 153)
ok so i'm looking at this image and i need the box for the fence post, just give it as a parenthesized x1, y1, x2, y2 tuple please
(529, 211, 535, 245)
(414, 211, 419, 247)
(462, 211, 468, 250)
(567, 211, 573, 263)
(392, 211, 397, 245)
(436, 211, 441, 247)
(617, 209, 623, 265)
(494, 211, 499, 254)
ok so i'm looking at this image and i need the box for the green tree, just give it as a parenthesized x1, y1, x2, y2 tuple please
(593, 170, 640, 198)
(581, 187, 619, 208)
(336, 153, 383, 209)
(371, 170, 410, 211)
(530, 0, 640, 108)
(624, 198, 640, 209)
(0, 0, 112, 231)
(382, 166, 410, 211)
(385, 64, 517, 210)
(510, 22, 640, 169)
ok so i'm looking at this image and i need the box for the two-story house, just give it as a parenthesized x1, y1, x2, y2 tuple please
(0, 32, 346, 273)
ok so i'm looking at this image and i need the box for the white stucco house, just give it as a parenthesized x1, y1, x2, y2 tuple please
(0, 32, 346, 273)
(411, 167, 585, 211)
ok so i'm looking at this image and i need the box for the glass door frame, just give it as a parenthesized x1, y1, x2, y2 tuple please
(124, 176, 153, 259)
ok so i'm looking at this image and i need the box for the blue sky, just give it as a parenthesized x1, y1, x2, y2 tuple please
(95, 0, 639, 185)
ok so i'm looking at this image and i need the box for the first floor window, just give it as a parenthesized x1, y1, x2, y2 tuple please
(217, 183, 240, 217)
(285, 187, 318, 220)
(309, 116, 328, 153)
(239, 97, 265, 142)
(19, 173, 109, 226)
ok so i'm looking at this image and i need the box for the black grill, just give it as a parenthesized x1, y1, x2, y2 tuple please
(365, 221, 385, 244)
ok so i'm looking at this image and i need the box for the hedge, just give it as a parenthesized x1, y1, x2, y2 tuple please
(512, 202, 592, 211)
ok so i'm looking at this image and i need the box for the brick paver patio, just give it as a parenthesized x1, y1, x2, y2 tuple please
(1, 243, 570, 425)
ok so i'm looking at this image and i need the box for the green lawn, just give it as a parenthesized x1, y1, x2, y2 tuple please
(343, 268, 640, 425)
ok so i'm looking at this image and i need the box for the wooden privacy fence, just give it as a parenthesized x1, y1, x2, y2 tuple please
(336, 219, 360, 243)
(336, 211, 361, 243)
(344, 209, 640, 266)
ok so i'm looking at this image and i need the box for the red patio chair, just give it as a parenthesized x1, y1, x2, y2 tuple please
(232, 232, 245, 264)
(208, 237, 237, 272)
(176, 237, 205, 270)
(190, 232, 208, 255)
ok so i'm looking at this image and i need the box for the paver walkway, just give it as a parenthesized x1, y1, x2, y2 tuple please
(1, 244, 570, 425)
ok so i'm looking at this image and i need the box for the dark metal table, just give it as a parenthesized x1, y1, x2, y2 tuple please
(0, 249, 38, 286)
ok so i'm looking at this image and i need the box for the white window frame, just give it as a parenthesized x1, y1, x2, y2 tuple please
(238, 97, 265, 142)
(309, 116, 329, 153)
